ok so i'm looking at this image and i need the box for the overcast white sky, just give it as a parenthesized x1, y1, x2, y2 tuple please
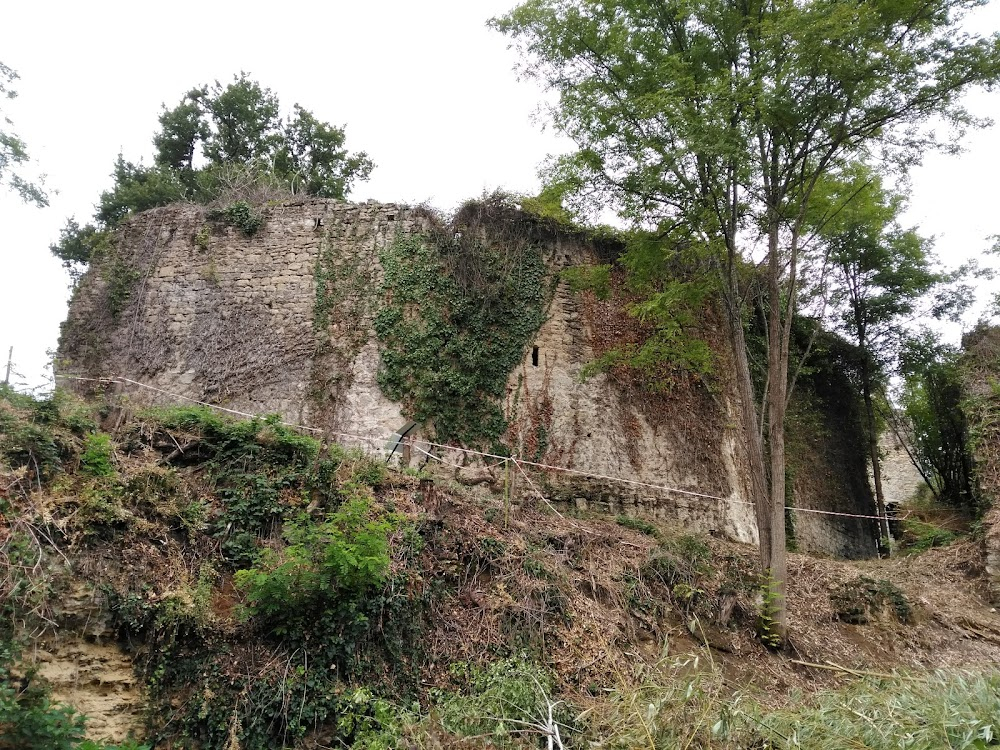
(3, 0, 1000, 389)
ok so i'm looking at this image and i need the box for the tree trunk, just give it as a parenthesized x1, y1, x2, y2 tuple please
(862, 362, 892, 552)
(721, 250, 783, 645)
(724, 288, 770, 556)
(764, 224, 788, 646)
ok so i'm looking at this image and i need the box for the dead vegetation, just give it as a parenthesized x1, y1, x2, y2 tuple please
(4, 388, 1000, 747)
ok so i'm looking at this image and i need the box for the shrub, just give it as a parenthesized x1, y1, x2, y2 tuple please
(435, 655, 575, 747)
(80, 432, 115, 477)
(235, 492, 398, 635)
(208, 200, 264, 236)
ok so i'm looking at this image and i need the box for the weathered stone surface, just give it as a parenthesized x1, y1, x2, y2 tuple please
(60, 198, 876, 556)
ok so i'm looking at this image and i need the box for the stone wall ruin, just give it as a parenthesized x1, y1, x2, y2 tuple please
(59, 197, 878, 557)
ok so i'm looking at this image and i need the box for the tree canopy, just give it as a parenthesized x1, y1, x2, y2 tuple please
(493, 0, 1000, 643)
(0, 61, 47, 207)
(52, 74, 373, 274)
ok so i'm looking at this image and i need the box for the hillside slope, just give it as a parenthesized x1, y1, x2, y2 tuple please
(2, 389, 999, 748)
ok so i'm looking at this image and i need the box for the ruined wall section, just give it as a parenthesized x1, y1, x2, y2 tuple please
(60, 198, 874, 556)
(59, 199, 420, 444)
(502, 238, 759, 544)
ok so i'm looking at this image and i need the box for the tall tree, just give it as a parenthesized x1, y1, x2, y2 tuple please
(810, 166, 938, 548)
(900, 332, 977, 507)
(52, 74, 374, 272)
(493, 0, 1000, 643)
(0, 61, 47, 206)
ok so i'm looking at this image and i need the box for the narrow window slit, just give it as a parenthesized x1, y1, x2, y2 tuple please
(532, 346, 539, 366)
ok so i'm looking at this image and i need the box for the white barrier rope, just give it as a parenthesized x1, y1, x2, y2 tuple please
(53, 373, 905, 523)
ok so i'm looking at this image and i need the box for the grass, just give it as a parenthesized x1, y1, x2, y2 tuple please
(586, 657, 1000, 749)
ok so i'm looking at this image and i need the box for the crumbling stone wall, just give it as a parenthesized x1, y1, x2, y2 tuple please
(61, 199, 418, 441)
(60, 197, 876, 556)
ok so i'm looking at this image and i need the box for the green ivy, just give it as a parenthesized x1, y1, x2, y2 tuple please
(207, 200, 264, 236)
(374, 233, 549, 447)
(106, 251, 141, 319)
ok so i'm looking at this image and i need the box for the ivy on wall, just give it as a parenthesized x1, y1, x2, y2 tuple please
(374, 232, 549, 448)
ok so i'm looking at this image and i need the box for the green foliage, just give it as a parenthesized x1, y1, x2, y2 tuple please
(494, 0, 1000, 636)
(830, 576, 913, 624)
(80, 432, 115, 477)
(0, 387, 96, 487)
(194, 224, 211, 250)
(752, 669, 1000, 750)
(207, 199, 264, 236)
(561, 263, 611, 299)
(578, 238, 716, 386)
(812, 165, 941, 362)
(374, 228, 548, 447)
(435, 656, 575, 746)
(901, 335, 977, 507)
(145, 406, 329, 566)
(235, 492, 397, 634)
(49, 219, 113, 281)
(589, 656, 1000, 750)
(900, 518, 959, 554)
(105, 250, 141, 318)
(96, 155, 186, 227)
(0, 638, 86, 750)
(758, 572, 784, 650)
(587, 655, 737, 748)
(615, 514, 659, 538)
(150, 73, 371, 207)
(50, 73, 372, 272)
(0, 60, 48, 207)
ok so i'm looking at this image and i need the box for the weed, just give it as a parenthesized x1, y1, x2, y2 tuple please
(80, 431, 115, 477)
(615, 514, 660, 538)
(831, 576, 913, 624)
(194, 224, 211, 250)
(900, 518, 958, 553)
(435, 655, 576, 747)
(207, 200, 264, 236)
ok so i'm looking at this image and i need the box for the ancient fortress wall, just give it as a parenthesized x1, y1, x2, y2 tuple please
(60, 198, 877, 556)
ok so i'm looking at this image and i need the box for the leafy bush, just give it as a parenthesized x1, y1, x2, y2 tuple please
(235, 491, 398, 635)
(80, 432, 115, 477)
(435, 656, 575, 747)
(0, 387, 96, 486)
(208, 200, 264, 236)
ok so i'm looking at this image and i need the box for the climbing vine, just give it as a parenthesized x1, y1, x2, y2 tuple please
(374, 229, 549, 448)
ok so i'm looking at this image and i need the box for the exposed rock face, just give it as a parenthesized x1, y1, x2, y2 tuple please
(60, 198, 877, 556)
(878, 432, 925, 507)
(26, 580, 143, 743)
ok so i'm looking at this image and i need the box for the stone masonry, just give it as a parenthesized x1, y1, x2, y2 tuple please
(60, 198, 880, 556)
